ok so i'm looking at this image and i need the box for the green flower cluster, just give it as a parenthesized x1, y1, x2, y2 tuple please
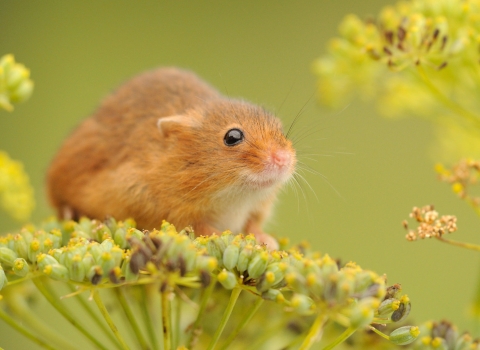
(0, 54, 33, 112)
(313, 0, 480, 161)
(412, 320, 480, 349)
(0, 217, 417, 349)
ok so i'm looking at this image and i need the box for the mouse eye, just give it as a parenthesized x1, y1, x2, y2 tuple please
(224, 128, 244, 146)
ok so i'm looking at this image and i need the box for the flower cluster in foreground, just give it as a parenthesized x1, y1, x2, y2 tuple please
(0, 217, 417, 349)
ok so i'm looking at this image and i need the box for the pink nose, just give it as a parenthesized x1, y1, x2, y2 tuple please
(271, 150, 291, 168)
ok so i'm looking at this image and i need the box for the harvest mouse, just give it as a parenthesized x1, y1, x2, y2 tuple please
(47, 68, 296, 249)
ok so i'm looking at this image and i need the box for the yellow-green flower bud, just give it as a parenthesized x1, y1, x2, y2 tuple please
(431, 337, 448, 349)
(82, 253, 95, 273)
(222, 242, 240, 270)
(236, 244, 253, 273)
(247, 251, 269, 279)
(389, 326, 420, 346)
(0, 54, 34, 111)
(43, 264, 69, 282)
(217, 269, 237, 290)
(114, 228, 127, 249)
(36, 253, 59, 271)
(0, 247, 18, 266)
(376, 298, 400, 318)
(99, 252, 115, 275)
(69, 254, 86, 282)
(262, 289, 286, 304)
(391, 295, 411, 322)
(0, 264, 7, 290)
(350, 298, 376, 328)
(12, 258, 29, 277)
(291, 294, 314, 315)
(13, 234, 28, 260)
(87, 265, 103, 285)
(121, 255, 138, 282)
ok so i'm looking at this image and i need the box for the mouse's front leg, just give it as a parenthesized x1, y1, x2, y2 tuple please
(245, 220, 279, 251)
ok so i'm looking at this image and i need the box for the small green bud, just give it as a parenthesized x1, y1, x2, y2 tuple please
(82, 253, 95, 273)
(290, 294, 314, 314)
(43, 264, 69, 282)
(389, 326, 420, 346)
(376, 298, 400, 318)
(12, 258, 29, 277)
(36, 253, 59, 271)
(121, 255, 138, 282)
(247, 251, 269, 279)
(99, 252, 115, 276)
(350, 298, 377, 327)
(391, 295, 411, 322)
(0, 247, 18, 266)
(87, 265, 103, 285)
(217, 269, 237, 290)
(262, 289, 286, 304)
(236, 244, 253, 273)
(69, 254, 86, 282)
(114, 228, 128, 248)
(13, 234, 28, 260)
(0, 264, 7, 290)
(222, 242, 240, 270)
(431, 337, 448, 350)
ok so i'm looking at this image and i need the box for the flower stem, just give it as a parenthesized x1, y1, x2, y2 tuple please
(69, 285, 123, 350)
(5, 287, 78, 350)
(187, 277, 216, 348)
(174, 293, 181, 349)
(114, 287, 150, 350)
(32, 278, 109, 350)
(0, 305, 59, 350)
(92, 289, 130, 350)
(219, 297, 264, 350)
(368, 326, 390, 340)
(415, 66, 480, 128)
(206, 286, 242, 350)
(139, 285, 159, 350)
(321, 325, 358, 350)
(435, 236, 480, 252)
(299, 313, 328, 350)
(161, 289, 172, 350)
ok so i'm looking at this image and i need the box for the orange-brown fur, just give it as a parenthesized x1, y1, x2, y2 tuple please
(47, 68, 296, 246)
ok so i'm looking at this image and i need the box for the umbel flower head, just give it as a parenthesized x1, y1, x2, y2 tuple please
(0, 151, 35, 221)
(0, 217, 416, 349)
(313, 0, 480, 161)
(0, 54, 33, 112)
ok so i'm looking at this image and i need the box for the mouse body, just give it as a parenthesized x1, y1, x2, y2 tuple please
(47, 68, 296, 248)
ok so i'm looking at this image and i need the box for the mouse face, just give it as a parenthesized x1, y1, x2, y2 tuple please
(200, 99, 296, 192)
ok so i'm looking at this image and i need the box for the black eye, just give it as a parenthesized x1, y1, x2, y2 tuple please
(224, 128, 244, 146)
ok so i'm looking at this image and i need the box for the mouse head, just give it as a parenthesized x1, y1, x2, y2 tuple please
(157, 98, 296, 194)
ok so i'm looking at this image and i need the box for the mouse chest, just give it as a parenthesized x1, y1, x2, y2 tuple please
(210, 187, 272, 233)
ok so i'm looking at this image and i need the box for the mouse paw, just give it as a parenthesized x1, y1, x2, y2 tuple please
(254, 232, 279, 251)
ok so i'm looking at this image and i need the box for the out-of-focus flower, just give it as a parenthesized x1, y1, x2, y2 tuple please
(0, 151, 35, 221)
(0, 54, 33, 112)
(313, 0, 480, 161)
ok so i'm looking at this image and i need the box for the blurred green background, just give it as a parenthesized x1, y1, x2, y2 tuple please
(1, 1, 478, 348)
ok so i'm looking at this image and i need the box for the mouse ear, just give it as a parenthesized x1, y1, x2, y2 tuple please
(157, 115, 199, 139)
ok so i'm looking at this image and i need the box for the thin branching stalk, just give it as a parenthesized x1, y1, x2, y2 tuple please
(299, 313, 328, 350)
(139, 285, 160, 350)
(415, 66, 480, 128)
(92, 289, 130, 350)
(187, 278, 217, 348)
(174, 293, 181, 349)
(0, 305, 59, 350)
(161, 289, 173, 350)
(114, 287, 150, 350)
(206, 286, 242, 350)
(6, 289, 78, 350)
(219, 297, 264, 350)
(321, 325, 358, 350)
(69, 285, 123, 350)
(436, 236, 480, 252)
(32, 278, 110, 350)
